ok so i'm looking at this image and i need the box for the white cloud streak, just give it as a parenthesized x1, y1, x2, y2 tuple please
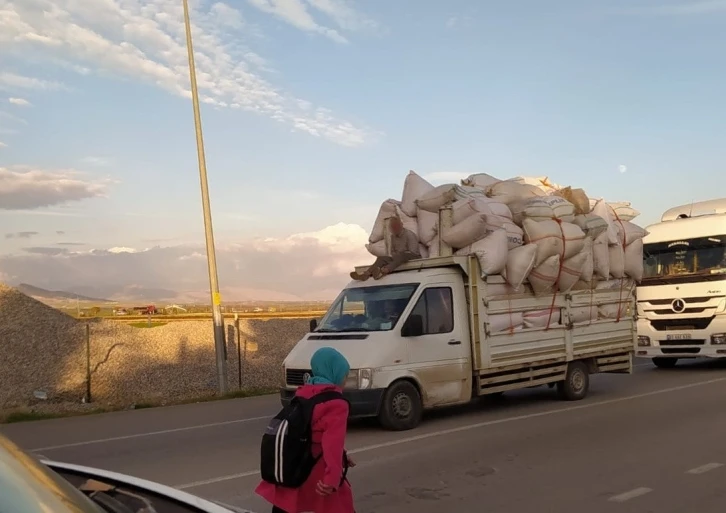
(0, 71, 66, 91)
(0, 0, 375, 147)
(0, 166, 109, 210)
(8, 97, 32, 106)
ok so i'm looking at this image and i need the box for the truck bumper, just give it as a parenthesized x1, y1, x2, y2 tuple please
(279, 387, 385, 418)
(636, 319, 726, 359)
(635, 347, 726, 359)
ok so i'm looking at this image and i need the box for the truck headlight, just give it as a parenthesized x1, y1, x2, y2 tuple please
(344, 369, 373, 389)
(359, 368, 373, 390)
(711, 333, 726, 345)
(637, 336, 651, 347)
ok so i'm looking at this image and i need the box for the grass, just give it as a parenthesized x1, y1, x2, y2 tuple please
(0, 387, 277, 424)
(127, 321, 168, 328)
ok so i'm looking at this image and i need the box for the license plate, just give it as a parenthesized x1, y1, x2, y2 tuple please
(666, 334, 692, 340)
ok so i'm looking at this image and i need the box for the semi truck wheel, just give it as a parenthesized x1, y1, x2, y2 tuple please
(557, 361, 589, 401)
(653, 357, 678, 369)
(378, 381, 422, 431)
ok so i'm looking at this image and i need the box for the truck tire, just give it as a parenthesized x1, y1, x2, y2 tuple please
(378, 381, 423, 431)
(557, 361, 589, 401)
(653, 357, 678, 369)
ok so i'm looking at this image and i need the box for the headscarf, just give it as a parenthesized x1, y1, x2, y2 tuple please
(307, 347, 350, 386)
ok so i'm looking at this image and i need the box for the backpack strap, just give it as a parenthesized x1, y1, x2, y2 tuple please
(297, 391, 351, 488)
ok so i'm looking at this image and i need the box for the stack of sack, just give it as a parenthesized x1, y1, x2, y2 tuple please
(365, 171, 648, 331)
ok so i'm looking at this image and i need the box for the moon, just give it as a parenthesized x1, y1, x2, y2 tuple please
(618, 164, 627, 173)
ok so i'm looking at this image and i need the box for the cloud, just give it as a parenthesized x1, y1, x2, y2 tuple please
(5, 231, 39, 239)
(619, 164, 627, 174)
(0, 72, 66, 91)
(8, 97, 32, 106)
(423, 171, 470, 184)
(0, 0, 375, 147)
(0, 166, 109, 210)
(247, 0, 346, 43)
(22, 246, 68, 256)
(0, 142, 6, 148)
(305, 0, 379, 33)
(0, 222, 371, 300)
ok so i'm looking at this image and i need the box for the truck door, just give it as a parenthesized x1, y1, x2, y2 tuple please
(402, 281, 472, 407)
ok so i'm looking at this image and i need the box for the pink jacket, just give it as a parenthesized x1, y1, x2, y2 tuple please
(255, 384, 355, 513)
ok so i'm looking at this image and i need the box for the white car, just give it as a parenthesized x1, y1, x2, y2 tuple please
(0, 433, 252, 513)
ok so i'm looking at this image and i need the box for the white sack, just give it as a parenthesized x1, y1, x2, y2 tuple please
(487, 220, 524, 250)
(366, 240, 387, 257)
(608, 201, 640, 221)
(401, 170, 435, 217)
(522, 219, 587, 267)
(369, 199, 400, 243)
(624, 238, 644, 282)
(609, 243, 626, 279)
(571, 280, 596, 291)
(599, 302, 629, 320)
(523, 308, 561, 329)
(485, 180, 547, 204)
(580, 238, 594, 283)
(595, 278, 633, 290)
(568, 305, 598, 324)
(503, 244, 537, 290)
(489, 312, 524, 333)
(452, 197, 513, 225)
(416, 184, 485, 213)
(443, 213, 490, 249)
(418, 244, 429, 259)
(417, 208, 438, 244)
(593, 232, 610, 280)
(529, 255, 561, 296)
(558, 251, 587, 293)
(509, 196, 576, 224)
(573, 214, 608, 240)
(511, 176, 561, 194)
(395, 205, 418, 238)
(591, 199, 620, 245)
(554, 187, 590, 215)
(428, 240, 440, 258)
(616, 221, 649, 246)
(461, 173, 502, 190)
(487, 282, 533, 296)
(455, 229, 509, 276)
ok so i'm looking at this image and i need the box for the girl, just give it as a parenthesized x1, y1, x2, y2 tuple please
(256, 347, 356, 513)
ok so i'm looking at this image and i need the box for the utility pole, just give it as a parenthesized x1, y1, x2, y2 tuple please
(182, 0, 228, 395)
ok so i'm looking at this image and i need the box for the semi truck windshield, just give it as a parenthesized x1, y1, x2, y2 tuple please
(643, 235, 726, 284)
(316, 283, 419, 332)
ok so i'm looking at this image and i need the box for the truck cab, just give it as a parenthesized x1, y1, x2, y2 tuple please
(281, 263, 474, 431)
(636, 199, 726, 367)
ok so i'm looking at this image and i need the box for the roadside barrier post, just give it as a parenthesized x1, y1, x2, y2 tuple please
(85, 323, 92, 403)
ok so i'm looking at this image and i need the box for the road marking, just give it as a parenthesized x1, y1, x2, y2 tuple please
(687, 463, 724, 475)
(608, 487, 652, 503)
(31, 415, 271, 452)
(173, 375, 726, 489)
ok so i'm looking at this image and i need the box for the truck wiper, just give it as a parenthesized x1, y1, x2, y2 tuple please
(78, 478, 157, 513)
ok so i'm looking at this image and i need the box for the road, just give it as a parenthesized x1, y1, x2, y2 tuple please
(3, 359, 726, 513)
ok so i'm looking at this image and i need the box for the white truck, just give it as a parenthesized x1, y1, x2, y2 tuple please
(281, 238, 636, 430)
(636, 199, 726, 368)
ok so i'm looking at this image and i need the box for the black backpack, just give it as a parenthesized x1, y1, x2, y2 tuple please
(260, 391, 350, 488)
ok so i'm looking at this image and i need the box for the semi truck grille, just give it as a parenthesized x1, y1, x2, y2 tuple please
(647, 296, 712, 306)
(660, 339, 705, 346)
(650, 318, 713, 331)
(662, 348, 701, 354)
(286, 368, 311, 386)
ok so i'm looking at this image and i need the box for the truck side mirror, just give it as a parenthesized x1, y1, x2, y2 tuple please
(310, 319, 318, 332)
(401, 314, 424, 337)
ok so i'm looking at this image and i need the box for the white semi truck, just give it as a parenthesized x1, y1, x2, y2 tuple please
(280, 211, 636, 430)
(636, 199, 726, 367)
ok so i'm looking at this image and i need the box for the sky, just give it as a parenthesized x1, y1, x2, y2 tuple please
(1, 0, 725, 301)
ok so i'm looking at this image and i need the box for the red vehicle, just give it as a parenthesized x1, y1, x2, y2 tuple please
(132, 305, 157, 315)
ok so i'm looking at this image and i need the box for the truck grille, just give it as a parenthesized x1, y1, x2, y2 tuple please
(286, 368, 311, 387)
(650, 318, 713, 331)
(647, 296, 713, 306)
(660, 339, 705, 346)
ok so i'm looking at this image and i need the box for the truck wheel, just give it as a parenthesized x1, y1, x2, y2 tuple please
(557, 361, 589, 401)
(653, 357, 678, 369)
(378, 381, 422, 431)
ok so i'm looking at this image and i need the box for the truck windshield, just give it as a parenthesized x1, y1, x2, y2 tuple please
(643, 235, 726, 284)
(316, 283, 419, 332)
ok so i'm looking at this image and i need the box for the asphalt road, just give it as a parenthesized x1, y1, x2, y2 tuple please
(3, 359, 726, 513)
